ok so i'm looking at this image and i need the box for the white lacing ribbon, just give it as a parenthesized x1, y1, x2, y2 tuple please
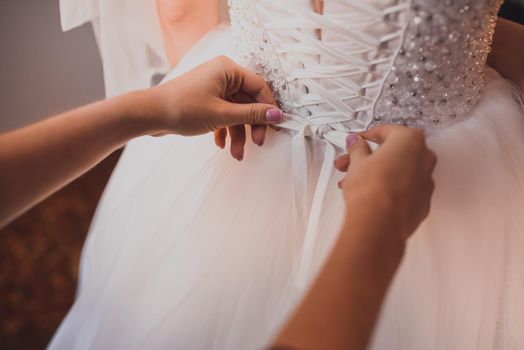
(279, 114, 371, 290)
(253, 0, 407, 289)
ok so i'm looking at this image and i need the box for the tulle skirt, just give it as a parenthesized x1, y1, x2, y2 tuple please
(49, 27, 524, 350)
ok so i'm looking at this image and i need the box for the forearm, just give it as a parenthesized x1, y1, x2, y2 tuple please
(0, 56, 282, 227)
(272, 203, 405, 350)
(489, 18, 524, 91)
(0, 92, 149, 227)
(272, 127, 435, 349)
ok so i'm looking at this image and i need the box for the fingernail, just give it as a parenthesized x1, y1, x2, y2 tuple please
(346, 133, 359, 149)
(238, 152, 244, 161)
(337, 180, 343, 189)
(266, 109, 283, 122)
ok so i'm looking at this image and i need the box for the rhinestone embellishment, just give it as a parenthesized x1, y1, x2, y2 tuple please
(229, 0, 504, 136)
(373, 0, 503, 134)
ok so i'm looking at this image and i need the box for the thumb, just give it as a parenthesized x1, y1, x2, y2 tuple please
(219, 100, 283, 126)
(347, 133, 371, 165)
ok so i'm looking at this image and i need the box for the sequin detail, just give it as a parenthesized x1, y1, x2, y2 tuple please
(373, 0, 504, 134)
(229, 0, 504, 136)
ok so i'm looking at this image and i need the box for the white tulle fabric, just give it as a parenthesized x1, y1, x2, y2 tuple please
(53, 1, 524, 350)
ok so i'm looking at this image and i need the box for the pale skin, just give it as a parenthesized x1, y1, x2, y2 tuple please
(156, 0, 221, 68)
(156, 0, 524, 160)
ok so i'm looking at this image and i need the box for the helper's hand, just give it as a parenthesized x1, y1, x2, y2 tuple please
(272, 125, 435, 350)
(334, 125, 437, 241)
(313, 0, 323, 13)
(141, 56, 283, 160)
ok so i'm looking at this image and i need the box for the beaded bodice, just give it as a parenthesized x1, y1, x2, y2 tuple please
(229, 0, 503, 142)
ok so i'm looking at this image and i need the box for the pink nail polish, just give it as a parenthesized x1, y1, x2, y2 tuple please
(266, 109, 283, 122)
(346, 133, 358, 149)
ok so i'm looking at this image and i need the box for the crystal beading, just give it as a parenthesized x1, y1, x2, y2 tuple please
(229, 0, 504, 138)
(373, 0, 504, 134)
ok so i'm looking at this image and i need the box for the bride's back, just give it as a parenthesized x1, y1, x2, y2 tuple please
(230, 0, 502, 139)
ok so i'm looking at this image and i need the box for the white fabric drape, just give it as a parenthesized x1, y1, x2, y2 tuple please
(60, 0, 169, 97)
(59, 0, 231, 97)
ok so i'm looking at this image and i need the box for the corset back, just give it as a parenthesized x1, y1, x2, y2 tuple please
(229, 0, 503, 140)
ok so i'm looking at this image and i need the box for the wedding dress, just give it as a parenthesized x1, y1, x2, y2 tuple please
(51, 0, 524, 349)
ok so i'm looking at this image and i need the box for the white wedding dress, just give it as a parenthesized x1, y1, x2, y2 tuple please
(51, 0, 524, 349)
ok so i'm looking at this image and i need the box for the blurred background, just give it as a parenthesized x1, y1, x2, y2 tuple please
(0, 1, 108, 349)
(0, 1, 523, 349)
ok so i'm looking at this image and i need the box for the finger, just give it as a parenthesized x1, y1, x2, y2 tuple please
(231, 91, 283, 129)
(231, 90, 255, 104)
(347, 133, 371, 165)
(214, 128, 227, 149)
(251, 124, 267, 146)
(230, 92, 268, 146)
(358, 124, 404, 144)
(313, 0, 324, 14)
(218, 100, 283, 127)
(228, 125, 246, 161)
(226, 63, 277, 106)
(334, 154, 350, 172)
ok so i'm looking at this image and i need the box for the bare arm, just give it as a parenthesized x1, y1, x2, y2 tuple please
(0, 94, 143, 227)
(272, 214, 406, 350)
(0, 57, 282, 227)
(272, 126, 437, 350)
(489, 18, 524, 91)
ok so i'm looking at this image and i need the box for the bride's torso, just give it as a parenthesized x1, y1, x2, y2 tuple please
(229, 0, 503, 139)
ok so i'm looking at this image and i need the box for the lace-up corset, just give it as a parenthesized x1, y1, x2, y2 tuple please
(229, 0, 503, 140)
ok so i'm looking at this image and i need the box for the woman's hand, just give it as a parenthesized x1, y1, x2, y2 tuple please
(138, 56, 283, 160)
(273, 125, 436, 350)
(0, 56, 282, 226)
(335, 125, 437, 242)
(313, 0, 323, 13)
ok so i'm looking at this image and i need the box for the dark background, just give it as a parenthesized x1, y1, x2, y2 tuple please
(501, 0, 524, 22)
(1, 1, 523, 349)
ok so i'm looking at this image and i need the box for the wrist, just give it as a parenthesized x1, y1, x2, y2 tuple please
(345, 181, 412, 233)
(342, 187, 407, 255)
(116, 90, 162, 137)
(339, 215, 406, 273)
